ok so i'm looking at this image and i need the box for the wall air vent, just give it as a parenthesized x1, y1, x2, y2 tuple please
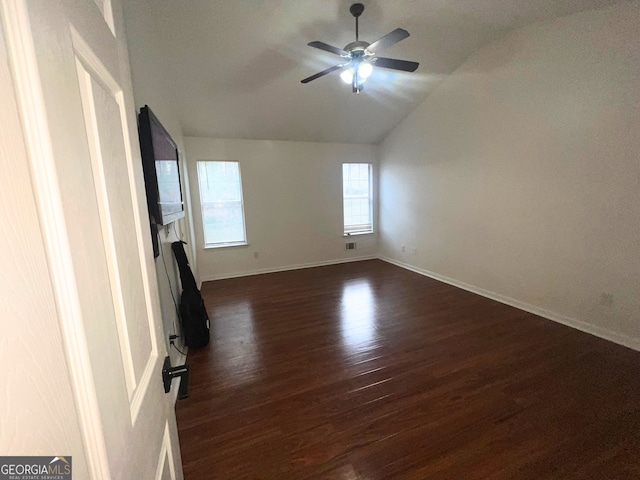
(345, 242, 357, 250)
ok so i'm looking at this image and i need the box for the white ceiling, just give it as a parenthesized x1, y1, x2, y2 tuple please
(142, 0, 621, 144)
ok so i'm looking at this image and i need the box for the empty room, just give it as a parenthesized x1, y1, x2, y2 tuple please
(1, 0, 639, 479)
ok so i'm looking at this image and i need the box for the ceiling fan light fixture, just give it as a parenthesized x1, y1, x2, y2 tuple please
(341, 62, 373, 85)
(358, 61, 373, 79)
(340, 68, 354, 84)
(301, 3, 419, 91)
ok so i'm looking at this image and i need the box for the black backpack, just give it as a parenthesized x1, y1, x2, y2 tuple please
(171, 241, 210, 348)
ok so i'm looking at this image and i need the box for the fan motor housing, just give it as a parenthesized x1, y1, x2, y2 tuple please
(344, 41, 370, 54)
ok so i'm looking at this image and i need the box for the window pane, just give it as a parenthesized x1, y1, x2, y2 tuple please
(198, 161, 247, 246)
(343, 163, 372, 234)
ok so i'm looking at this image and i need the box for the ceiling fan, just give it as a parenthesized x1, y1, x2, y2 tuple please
(301, 3, 419, 94)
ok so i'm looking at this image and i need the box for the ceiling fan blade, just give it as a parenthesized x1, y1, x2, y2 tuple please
(307, 41, 347, 57)
(301, 63, 347, 83)
(367, 28, 410, 54)
(374, 57, 419, 72)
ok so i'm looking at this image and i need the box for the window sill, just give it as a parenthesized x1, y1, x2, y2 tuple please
(204, 242, 249, 250)
(344, 231, 374, 237)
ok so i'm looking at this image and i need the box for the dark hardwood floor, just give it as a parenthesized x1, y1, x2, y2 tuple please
(176, 260, 640, 479)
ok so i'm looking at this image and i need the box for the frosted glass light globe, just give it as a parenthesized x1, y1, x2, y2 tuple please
(358, 62, 373, 79)
(340, 68, 354, 84)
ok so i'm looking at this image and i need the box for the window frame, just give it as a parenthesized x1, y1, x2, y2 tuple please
(196, 160, 248, 249)
(342, 162, 374, 236)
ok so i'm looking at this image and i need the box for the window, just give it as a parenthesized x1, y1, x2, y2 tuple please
(197, 161, 247, 247)
(343, 163, 373, 235)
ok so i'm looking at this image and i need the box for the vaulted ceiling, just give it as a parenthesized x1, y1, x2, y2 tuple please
(135, 0, 621, 144)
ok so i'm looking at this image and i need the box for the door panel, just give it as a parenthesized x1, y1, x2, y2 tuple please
(155, 422, 178, 480)
(76, 55, 156, 403)
(90, 0, 114, 34)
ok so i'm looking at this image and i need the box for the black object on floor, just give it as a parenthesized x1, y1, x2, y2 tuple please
(171, 241, 210, 348)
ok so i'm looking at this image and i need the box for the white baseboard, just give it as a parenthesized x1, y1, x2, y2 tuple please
(200, 255, 377, 282)
(378, 256, 640, 352)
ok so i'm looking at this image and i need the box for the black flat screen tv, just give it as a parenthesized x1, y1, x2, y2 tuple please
(138, 105, 185, 227)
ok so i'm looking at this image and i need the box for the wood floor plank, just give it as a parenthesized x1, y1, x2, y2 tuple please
(176, 260, 640, 479)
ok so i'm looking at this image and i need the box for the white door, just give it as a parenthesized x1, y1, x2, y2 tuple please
(1, 0, 183, 478)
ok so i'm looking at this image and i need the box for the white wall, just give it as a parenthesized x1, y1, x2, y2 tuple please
(378, 2, 640, 348)
(123, 0, 195, 360)
(185, 137, 378, 280)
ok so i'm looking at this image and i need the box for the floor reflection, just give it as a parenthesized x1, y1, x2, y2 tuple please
(340, 279, 377, 354)
(211, 300, 260, 386)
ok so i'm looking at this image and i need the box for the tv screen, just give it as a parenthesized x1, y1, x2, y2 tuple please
(138, 105, 185, 227)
